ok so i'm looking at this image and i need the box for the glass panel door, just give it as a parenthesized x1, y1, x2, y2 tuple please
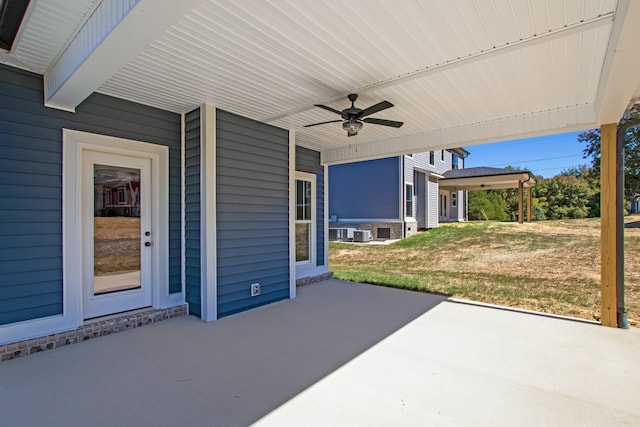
(93, 165, 141, 295)
(83, 151, 153, 319)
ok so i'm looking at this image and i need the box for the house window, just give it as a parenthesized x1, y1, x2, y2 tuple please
(118, 188, 126, 204)
(452, 154, 459, 170)
(429, 151, 434, 166)
(441, 150, 445, 162)
(405, 183, 414, 218)
(452, 193, 457, 207)
(440, 194, 447, 217)
(296, 173, 315, 263)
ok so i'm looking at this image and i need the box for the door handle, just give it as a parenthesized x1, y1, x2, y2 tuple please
(144, 241, 152, 247)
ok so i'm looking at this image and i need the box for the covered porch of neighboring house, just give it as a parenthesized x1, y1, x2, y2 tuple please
(1, 280, 638, 426)
(440, 167, 537, 224)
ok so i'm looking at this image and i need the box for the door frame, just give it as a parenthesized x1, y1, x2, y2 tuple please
(63, 129, 169, 324)
(82, 151, 153, 319)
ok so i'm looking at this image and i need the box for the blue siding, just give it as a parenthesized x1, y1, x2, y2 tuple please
(0, 64, 181, 325)
(184, 108, 201, 317)
(216, 109, 290, 317)
(329, 157, 401, 219)
(295, 146, 324, 267)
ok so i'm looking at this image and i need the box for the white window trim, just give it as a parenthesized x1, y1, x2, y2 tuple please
(295, 171, 316, 271)
(405, 182, 414, 220)
(0, 129, 173, 346)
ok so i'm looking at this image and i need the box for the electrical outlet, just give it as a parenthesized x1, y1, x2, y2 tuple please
(251, 283, 260, 297)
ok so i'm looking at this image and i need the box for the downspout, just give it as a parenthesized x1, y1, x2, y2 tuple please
(615, 116, 640, 329)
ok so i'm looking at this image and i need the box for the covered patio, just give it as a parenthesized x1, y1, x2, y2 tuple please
(441, 167, 537, 223)
(1, 280, 638, 426)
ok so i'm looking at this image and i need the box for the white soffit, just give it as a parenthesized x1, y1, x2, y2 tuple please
(0, 0, 100, 73)
(95, 0, 620, 160)
(5, 0, 633, 163)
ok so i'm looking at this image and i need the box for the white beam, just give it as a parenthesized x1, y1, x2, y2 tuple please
(321, 105, 596, 165)
(44, 0, 200, 112)
(595, 0, 640, 124)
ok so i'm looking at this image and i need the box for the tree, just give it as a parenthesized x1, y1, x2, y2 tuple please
(578, 105, 640, 212)
(468, 190, 510, 221)
(532, 175, 594, 219)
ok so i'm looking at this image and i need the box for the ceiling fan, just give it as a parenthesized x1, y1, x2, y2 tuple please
(304, 94, 404, 137)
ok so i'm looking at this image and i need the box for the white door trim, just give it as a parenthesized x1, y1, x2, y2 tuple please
(63, 129, 170, 320)
(82, 151, 152, 319)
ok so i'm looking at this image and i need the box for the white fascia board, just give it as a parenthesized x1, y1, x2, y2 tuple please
(595, 0, 640, 124)
(44, 0, 200, 111)
(321, 104, 596, 166)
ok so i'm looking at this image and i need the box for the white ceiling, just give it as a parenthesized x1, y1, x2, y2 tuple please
(3, 0, 640, 164)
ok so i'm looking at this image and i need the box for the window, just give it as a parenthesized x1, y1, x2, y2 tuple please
(451, 193, 457, 207)
(405, 183, 414, 218)
(429, 151, 435, 166)
(295, 174, 315, 263)
(441, 150, 445, 162)
(452, 154, 459, 170)
(440, 194, 447, 217)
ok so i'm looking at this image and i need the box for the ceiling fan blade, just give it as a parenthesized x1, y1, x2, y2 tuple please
(358, 100, 394, 118)
(304, 119, 342, 128)
(363, 117, 404, 128)
(314, 104, 343, 115)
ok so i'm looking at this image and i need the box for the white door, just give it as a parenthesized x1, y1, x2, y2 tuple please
(82, 150, 153, 319)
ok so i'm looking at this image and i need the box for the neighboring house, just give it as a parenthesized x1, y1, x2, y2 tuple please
(329, 149, 469, 240)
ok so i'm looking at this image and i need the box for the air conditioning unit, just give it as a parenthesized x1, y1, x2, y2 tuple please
(353, 230, 371, 243)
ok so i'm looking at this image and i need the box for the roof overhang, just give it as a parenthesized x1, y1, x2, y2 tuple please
(440, 171, 536, 191)
(1, 0, 639, 164)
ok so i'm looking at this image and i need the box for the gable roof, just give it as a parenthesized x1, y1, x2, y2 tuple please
(441, 167, 535, 190)
(1, 1, 639, 165)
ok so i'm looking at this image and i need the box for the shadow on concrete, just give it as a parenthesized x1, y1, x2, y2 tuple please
(0, 279, 446, 426)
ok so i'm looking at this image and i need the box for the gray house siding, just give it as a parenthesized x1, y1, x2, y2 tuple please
(216, 109, 290, 317)
(0, 64, 181, 326)
(329, 157, 400, 220)
(295, 146, 324, 267)
(184, 108, 201, 317)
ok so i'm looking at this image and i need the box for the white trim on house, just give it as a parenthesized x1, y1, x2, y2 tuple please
(289, 131, 296, 298)
(323, 164, 329, 270)
(180, 113, 186, 305)
(295, 171, 317, 280)
(404, 182, 415, 220)
(200, 104, 217, 322)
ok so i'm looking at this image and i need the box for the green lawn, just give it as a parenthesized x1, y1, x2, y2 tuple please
(329, 217, 640, 326)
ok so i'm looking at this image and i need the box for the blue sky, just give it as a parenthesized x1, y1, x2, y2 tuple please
(463, 131, 593, 178)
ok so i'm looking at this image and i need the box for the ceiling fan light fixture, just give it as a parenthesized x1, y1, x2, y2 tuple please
(342, 118, 363, 134)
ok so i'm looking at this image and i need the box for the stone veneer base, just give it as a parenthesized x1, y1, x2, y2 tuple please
(0, 304, 187, 362)
(296, 272, 333, 287)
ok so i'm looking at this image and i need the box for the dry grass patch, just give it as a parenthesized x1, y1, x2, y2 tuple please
(94, 217, 140, 274)
(330, 216, 640, 326)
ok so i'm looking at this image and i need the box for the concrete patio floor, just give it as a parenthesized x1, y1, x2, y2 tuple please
(1, 279, 639, 426)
